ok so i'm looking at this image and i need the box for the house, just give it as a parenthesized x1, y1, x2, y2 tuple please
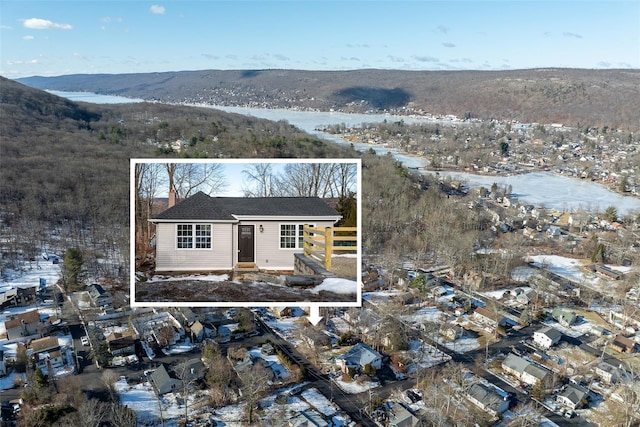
(551, 308, 577, 327)
(29, 336, 64, 375)
(87, 284, 113, 307)
(556, 383, 589, 409)
(4, 310, 42, 340)
(149, 192, 342, 272)
(502, 353, 551, 387)
(466, 383, 509, 416)
(218, 323, 239, 342)
(150, 364, 180, 395)
(474, 306, 506, 327)
(187, 320, 205, 343)
(106, 331, 137, 357)
(336, 342, 383, 375)
(595, 361, 630, 384)
(289, 409, 328, 427)
(533, 326, 562, 349)
(611, 334, 637, 353)
(388, 403, 420, 427)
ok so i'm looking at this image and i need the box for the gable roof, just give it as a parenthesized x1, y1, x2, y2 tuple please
(337, 342, 382, 368)
(5, 310, 40, 329)
(467, 383, 507, 413)
(552, 308, 577, 325)
(535, 326, 562, 341)
(503, 353, 550, 381)
(151, 364, 180, 395)
(558, 383, 588, 406)
(151, 192, 341, 222)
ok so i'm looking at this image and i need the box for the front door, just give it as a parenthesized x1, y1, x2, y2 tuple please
(238, 225, 255, 263)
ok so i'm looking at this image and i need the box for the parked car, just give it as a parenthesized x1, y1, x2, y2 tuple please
(81, 336, 89, 346)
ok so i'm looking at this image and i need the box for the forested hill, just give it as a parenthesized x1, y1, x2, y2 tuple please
(17, 68, 640, 130)
(0, 76, 355, 235)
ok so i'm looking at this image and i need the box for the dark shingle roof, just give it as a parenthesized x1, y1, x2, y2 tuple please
(152, 192, 340, 221)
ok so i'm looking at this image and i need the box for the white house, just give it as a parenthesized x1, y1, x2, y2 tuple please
(150, 192, 342, 272)
(502, 353, 551, 387)
(533, 326, 562, 349)
(556, 383, 589, 409)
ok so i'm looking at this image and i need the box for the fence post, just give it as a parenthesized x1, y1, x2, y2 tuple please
(324, 227, 332, 270)
(303, 225, 309, 257)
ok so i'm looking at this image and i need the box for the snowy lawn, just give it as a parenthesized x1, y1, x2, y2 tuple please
(247, 347, 291, 380)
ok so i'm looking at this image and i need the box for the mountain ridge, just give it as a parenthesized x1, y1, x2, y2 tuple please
(16, 68, 640, 131)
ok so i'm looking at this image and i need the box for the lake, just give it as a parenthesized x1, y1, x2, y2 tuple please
(50, 91, 640, 214)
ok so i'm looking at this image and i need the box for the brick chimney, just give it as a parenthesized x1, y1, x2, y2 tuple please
(168, 188, 176, 208)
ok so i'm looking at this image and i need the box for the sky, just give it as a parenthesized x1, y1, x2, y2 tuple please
(137, 159, 359, 197)
(1, 1, 638, 78)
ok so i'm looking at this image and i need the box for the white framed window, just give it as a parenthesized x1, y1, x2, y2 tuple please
(279, 223, 313, 249)
(177, 224, 211, 249)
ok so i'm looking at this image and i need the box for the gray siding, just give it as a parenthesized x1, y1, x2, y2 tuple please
(155, 223, 234, 271)
(249, 220, 336, 270)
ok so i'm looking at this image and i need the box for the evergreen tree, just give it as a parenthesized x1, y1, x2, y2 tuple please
(62, 248, 83, 291)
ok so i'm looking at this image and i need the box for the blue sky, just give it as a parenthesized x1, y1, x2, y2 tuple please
(1, 1, 638, 78)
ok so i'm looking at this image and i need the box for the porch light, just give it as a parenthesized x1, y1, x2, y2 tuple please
(259, 225, 264, 233)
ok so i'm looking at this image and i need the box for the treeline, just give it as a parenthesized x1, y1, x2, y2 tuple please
(361, 150, 527, 283)
(0, 78, 355, 280)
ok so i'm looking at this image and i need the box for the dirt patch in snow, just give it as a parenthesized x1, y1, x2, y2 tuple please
(134, 277, 357, 304)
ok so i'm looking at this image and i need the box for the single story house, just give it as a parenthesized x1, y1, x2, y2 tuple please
(474, 307, 502, 327)
(150, 364, 180, 395)
(612, 334, 637, 353)
(150, 192, 342, 272)
(533, 326, 562, 349)
(336, 342, 383, 375)
(466, 383, 510, 416)
(87, 284, 113, 308)
(552, 308, 577, 327)
(502, 353, 551, 387)
(556, 383, 589, 409)
(388, 403, 420, 427)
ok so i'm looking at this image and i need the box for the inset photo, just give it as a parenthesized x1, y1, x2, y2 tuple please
(131, 159, 361, 307)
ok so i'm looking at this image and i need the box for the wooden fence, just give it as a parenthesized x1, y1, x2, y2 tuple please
(303, 225, 357, 270)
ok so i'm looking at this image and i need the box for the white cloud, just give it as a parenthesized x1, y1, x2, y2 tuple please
(1, 25, 13, 30)
(6, 59, 39, 65)
(442, 42, 456, 48)
(23, 18, 72, 30)
(563, 32, 583, 39)
(412, 55, 439, 62)
(23, 35, 35, 40)
(150, 5, 166, 14)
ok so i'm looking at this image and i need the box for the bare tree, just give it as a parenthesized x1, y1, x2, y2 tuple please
(173, 359, 201, 425)
(280, 163, 356, 198)
(238, 363, 273, 424)
(164, 162, 227, 199)
(110, 403, 137, 427)
(134, 162, 162, 252)
(101, 370, 120, 403)
(242, 163, 281, 197)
